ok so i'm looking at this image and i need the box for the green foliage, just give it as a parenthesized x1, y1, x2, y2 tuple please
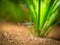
(26, 0, 60, 37)
(0, 0, 30, 22)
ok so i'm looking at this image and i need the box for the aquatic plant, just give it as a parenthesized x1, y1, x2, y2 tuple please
(26, 0, 60, 37)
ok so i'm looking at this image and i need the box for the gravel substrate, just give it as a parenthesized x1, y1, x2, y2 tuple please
(0, 22, 60, 45)
(0, 30, 60, 45)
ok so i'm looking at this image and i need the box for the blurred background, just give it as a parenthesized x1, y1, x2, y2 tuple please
(0, 0, 30, 23)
